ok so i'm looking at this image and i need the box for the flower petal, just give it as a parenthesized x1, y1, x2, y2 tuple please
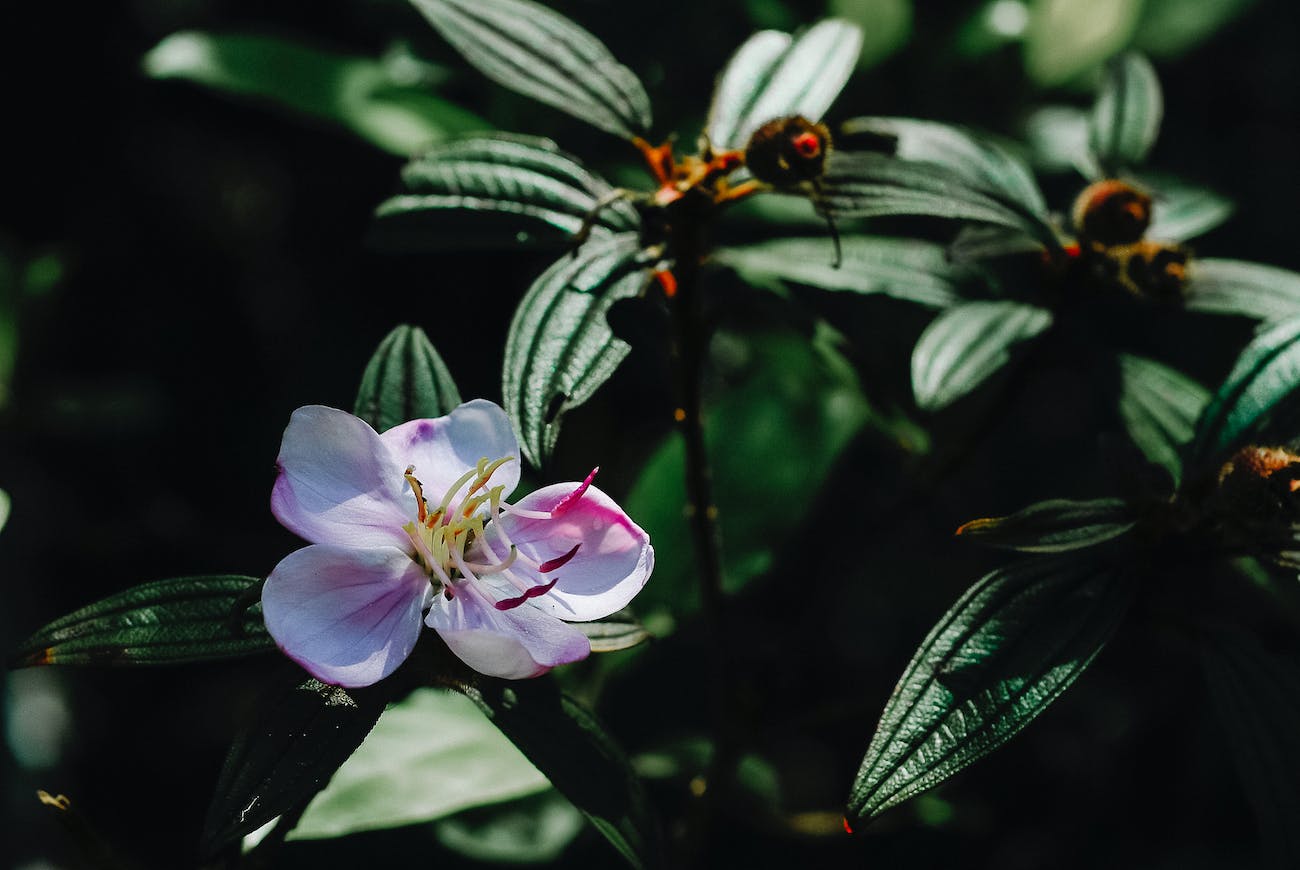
(271, 405, 411, 549)
(426, 582, 590, 679)
(381, 399, 521, 505)
(482, 482, 653, 622)
(262, 544, 430, 688)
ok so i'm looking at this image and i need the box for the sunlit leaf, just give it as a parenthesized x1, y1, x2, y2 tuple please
(354, 324, 461, 432)
(706, 19, 863, 151)
(846, 556, 1132, 824)
(375, 134, 639, 249)
(435, 790, 585, 864)
(956, 498, 1136, 553)
(1184, 259, 1300, 323)
(143, 31, 486, 155)
(10, 576, 271, 668)
(713, 235, 967, 308)
(463, 678, 663, 869)
(1116, 354, 1208, 485)
(1134, 0, 1258, 58)
(1089, 52, 1163, 174)
(1140, 175, 1234, 243)
(290, 688, 550, 839)
(410, 0, 651, 139)
(1022, 105, 1099, 177)
(503, 233, 651, 466)
(911, 300, 1053, 411)
(1024, 0, 1141, 87)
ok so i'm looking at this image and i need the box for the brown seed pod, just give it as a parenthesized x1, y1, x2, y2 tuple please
(744, 116, 832, 188)
(1071, 179, 1153, 247)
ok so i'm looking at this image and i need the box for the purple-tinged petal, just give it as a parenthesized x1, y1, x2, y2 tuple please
(271, 405, 411, 549)
(262, 544, 430, 688)
(482, 483, 653, 622)
(380, 400, 521, 506)
(425, 582, 590, 679)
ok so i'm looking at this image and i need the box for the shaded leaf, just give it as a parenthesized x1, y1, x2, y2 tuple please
(503, 233, 652, 466)
(1089, 52, 1163, 174)
(1184, 259, 1300, 323)
(291, 688, 549, 839)
(1117, 354, 1209, 485)
(463, 678, 663, 869)
(410, 0, 651, 139)
(1141, 175, 1234, 243)
(1024, 0, 1141, 87)
(143, 31, 486, 155)
(828, 0, 913, 69)
(847, 557, 1132, 824)
(713, 235, 968, 308)
(435, 790, 585, 864)
(956, 498, 1136, 553)
(11, 575, 271, 668)
(911, 301, 1053, 411)
(1134, 0, 1258, 58)
(375, 134, 638, 249)
(354, 324, 461, 432)
(707, 19, 863, 151)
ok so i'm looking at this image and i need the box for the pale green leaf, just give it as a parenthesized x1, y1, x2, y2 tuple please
(1184, 259, 1300, 323)
(1024, 0, 1142, 87)
(1089, 52, 1163, 173)
(1116, 354, 1208, 485)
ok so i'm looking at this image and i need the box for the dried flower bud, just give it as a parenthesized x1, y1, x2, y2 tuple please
(1207, 445, 1300, 566)
(744, 116, 832, 188)
(1072, 180, 1152, 248)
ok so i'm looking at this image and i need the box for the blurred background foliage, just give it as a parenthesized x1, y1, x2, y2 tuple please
(3, 0, 1298, 867)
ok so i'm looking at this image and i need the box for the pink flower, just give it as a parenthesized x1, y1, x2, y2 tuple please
(261, 400, 653, 686)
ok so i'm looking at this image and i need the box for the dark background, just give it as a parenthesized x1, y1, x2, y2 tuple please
(3, 0, 1298, 867)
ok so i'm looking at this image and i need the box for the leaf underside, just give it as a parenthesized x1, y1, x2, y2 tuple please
(1184, 258, 1300, 323)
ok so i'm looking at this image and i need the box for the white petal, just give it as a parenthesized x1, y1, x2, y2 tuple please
(380, 399, 521, 506)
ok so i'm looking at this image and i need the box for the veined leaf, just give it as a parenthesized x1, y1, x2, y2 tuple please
(1190, 317, 1300, 467)
(1141, 175, 1234, 243)
(1089, 52, 1163, 174)
(354, 324, 461, 432)
(11, 575, 271, 667)
(1117, 354, 1209, 485)
(291, 688, 550, 839)
(846, 556, 1133, 824)
(376, 134, 638, 248)
(575, 609, 652, 654)
(1184, 259, 1300, 323)
(143, 31, 486, 155)
(911, 301, 1053, 411)
(503, 233, 651, 466)
(463, 678, 663, 869)
(1023, 105, 1099, 178)
(707, 19, 863, 151)
(713, 235, 967, 308)
(410, 0, 651, 139)
(840, 117, 1048, 216)
(956, 498, 1136, 553)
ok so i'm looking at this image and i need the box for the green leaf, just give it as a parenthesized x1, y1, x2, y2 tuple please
(827, 0, 912, 69)
(1022, 105, 1099, 177)
(1199, 628, 1300, 870)
(143, 32, 487, 155)
(353, 324, 461, 432)
(11, 575, 271, 668)
(1134, 0, 1258, 58)
(463, 679, 663, 869)
(409, 0, 651, 139)
(911, 300, 1053, 411)
(1184, 259, 1300, 323)
(375, 134, 638, 249)
(955, 498, 1136, 553)
(502, 233, 651, 466)
(1088, 52, 1163, 174)
(1116, 354, 1209, 485)
(435, 790, 585, 864)
(706, 19, 863, 151)
(713, 235, 967, 308)
(575, 609, 652, 653)
(290, 688, 550, 839)
(1141, 175, 1234, 243)
(1190, 317, 1300, 467)
(203, 677, 390, 856)
(846, 556, 1133, 824)
(840, 117, 1047, 216)
(1024, 0, 1142, 87)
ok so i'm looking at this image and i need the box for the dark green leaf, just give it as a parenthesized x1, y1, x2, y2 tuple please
(435, 790, 584, 864)
(840, 117, 1047, 216)
(956, 498, 1136, 553)
(353, 324, 461, 431)
(1134, 0, 1258, 58)
(143, 32, 487, 155)
(1141, 174, 1234, 242)
(1089, 52, 1163, 173)
(1117, 354, 1209, 485)
(409, 0, 651, 139)
(846, 557, 1132, 824)
(502, 233, 651, 466)
(11, 575, 271, 668)
(911, 300, 1053, 411)
(1184, 259, 1300, 323)
(202, 676, 389, 857)
(375, 134, 638, 249)
(713, 235, 967, 308)
(463, 678, 663, 870)
(1199, 628, 1300, 870)
(706, 20, 863, 150)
